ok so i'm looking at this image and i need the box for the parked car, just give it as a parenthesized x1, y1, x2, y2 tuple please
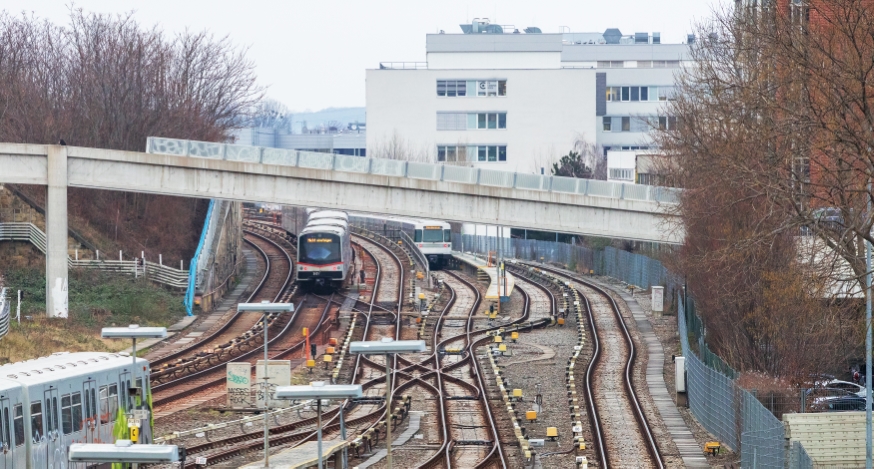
(810, 379, 866, 398)
(821, 396, 870, 412)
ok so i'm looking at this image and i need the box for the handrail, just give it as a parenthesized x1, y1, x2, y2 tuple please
(398, 229, 431, 287)
(0, 222, 188, 289)
(146, 136, 681, 206)
(2, 184, 99, 252)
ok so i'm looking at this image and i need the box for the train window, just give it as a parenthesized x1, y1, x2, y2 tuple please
(126, 379, 131, 409)
(13, 405, 22, 446)
(70, 393, 82, 432)
(444, 229, 452, 242)
(423, 228, 443, 243)
(45, 398, 55, 433)
(99, 386, 109, 424)
(30, 402, 43, 441)
(90, 388, 97, 420)
(414, 230, 422, 242)
(61, 395, 73, 434)
(108, 384, 118, 421)
(3, 408, 9, 448)
(51, 397, 59, 432)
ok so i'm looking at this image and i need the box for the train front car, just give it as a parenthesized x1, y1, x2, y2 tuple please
(297, 225, 350, 290)
(413, 220, 452, 269)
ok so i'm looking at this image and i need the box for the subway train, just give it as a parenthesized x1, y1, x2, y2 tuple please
(297, 210, 353, 289)
(0, 351, 151, 468)
(350, 214, 452, 269)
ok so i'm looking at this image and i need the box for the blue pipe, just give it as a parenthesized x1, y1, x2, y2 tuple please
(184, 200, 215, 316)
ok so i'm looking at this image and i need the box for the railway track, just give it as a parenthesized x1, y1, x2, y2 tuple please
(526, 263, 665, 469)
(173, 235, 403, 467)
(148, 228, 295, 380)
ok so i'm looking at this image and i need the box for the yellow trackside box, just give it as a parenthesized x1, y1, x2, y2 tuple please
(306, 359, 316, 368)
(526, 411, 537, 421)
(546, 427, 558, 437)
(130, 426, 139, 442)
(513, 389, 523, 398)
(323, 355, 333, 362)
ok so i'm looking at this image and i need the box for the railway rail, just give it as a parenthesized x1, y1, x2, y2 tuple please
(525, 263, 665, 469)
(172, 234, 404, 466)
(148, 227, 295, 379)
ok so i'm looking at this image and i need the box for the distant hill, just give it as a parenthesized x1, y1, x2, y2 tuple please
(290, 107, 365, 132)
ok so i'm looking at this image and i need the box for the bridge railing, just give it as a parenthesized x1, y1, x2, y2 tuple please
(0, 222, 188, 289)
(146, 137, 681, 205)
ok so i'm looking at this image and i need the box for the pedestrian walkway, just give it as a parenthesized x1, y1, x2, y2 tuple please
(143, 247, 258, 360)
(452, 251, 515, 299)
(589, 278, 710, 468)
(355, 411, 423, 468)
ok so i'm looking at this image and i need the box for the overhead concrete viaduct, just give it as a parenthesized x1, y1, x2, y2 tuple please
(0, 142, 682, 317)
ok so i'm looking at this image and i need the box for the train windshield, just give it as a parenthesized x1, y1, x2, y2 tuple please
(300, 234, 341, 265)
(418, 226, 445, 243)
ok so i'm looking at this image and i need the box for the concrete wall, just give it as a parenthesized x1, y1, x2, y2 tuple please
(197, 201, 243, 313)
(366, 68, 597, 173)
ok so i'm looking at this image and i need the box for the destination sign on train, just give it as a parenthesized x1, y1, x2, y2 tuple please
(306, 238, 333, 243)
(424, 226, 443, 229)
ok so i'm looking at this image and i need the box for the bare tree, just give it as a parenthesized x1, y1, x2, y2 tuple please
(368, 131, 434, 162)
(250, 99, 291, 131)
(0, 7, 262, 262)
(653, 0, 874, 380)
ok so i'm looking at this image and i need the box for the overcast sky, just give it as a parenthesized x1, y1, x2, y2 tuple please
(7, 1, 720, 112)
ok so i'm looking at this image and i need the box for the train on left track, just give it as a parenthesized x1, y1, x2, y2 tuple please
(296, 209, 353, 289)
(0, 351, 152, 468)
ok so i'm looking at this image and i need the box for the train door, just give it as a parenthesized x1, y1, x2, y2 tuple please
(0, 398, 12, 469)
(98, 384, 116, 444)
(119, 372, 131, 413)
(41, 389, 60, 469)
(82, 380, 98, 443)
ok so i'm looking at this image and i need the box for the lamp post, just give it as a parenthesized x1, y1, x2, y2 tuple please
(349, 338, 425, 468)
(101, 324, 167, 446)
(274, 382, 363, 469)
(69, 440, 179, 467)
(237, 301, 295, 468)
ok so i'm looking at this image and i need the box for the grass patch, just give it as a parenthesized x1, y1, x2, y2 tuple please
(0, 266, 185, 362)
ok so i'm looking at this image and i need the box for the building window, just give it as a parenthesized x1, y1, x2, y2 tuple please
(621, 117, 630, 131)
(473, 112, 507, 130)
(437, 80, 467, 97)
(609, 168, 634, 181)
(597, 61, 624, 68)
(606, 85, 675, 102)
(476, 80, 507, 97)
(443, 145, 506, 163)
(437, 112, 468, 130)
(437, 145, 468, 162)
(603, 116, 612, 132)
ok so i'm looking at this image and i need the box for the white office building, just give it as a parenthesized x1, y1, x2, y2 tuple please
(366, 20, 690, 174)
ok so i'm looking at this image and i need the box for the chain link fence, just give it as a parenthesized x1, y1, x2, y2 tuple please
(680, 295, 795, 468)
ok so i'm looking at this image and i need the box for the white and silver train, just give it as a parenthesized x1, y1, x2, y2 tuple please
(0, 351, 150, 468)
(350, 215, 452, 268)
(297, 210, 353, 289)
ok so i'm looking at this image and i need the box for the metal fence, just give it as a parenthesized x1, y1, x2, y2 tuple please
(788, 440, 815, 469)
(679, 295, 795, 468)
(0, 222, 188, 290)
(452, 234, 680, 296)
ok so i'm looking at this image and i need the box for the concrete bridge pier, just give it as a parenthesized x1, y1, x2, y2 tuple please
(46, 145, 68, 318)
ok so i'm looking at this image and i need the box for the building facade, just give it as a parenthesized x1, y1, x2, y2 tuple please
(367, 21, 690, 173)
